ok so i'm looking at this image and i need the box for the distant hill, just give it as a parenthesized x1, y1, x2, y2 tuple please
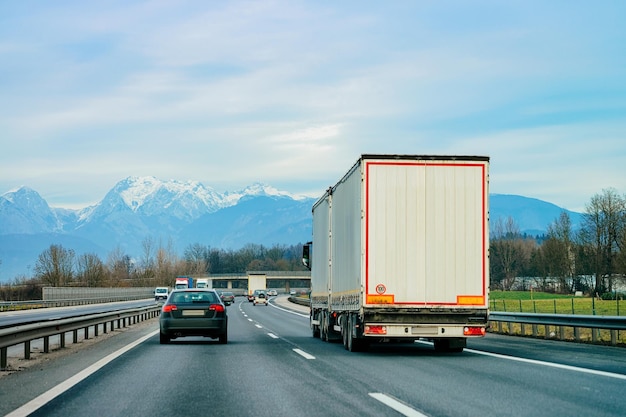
(490, 194, 583, 236)
(0, 178, 583, 281)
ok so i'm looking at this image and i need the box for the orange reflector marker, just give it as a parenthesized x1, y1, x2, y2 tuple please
(463, 326, 486, 336)
(457, 295, 485, 305)
(366, 295, 394, 304)
(364, 325, 387, 335)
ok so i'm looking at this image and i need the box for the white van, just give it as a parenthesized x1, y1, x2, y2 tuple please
(154, 287, 169, 301)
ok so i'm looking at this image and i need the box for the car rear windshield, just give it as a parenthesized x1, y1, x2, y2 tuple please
(170, 292, 219, 304)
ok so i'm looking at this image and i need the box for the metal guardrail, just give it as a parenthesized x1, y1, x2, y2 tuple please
(0, 296, 153, 311)
(488, 311, 626, 345)
(0, 305, 161, 370)
(289, 296, 310, 307)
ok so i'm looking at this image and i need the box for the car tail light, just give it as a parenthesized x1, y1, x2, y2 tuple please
(209, 304, 225, 313)
(463, 326, 486, 336)
(162, 304, 177, 313)
(364, 325, 386, 335)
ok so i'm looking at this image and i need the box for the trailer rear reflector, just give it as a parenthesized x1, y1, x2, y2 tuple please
(463, 326, 486, 336)
(457, 295, 485, 305)
(364, 325, 387, 335)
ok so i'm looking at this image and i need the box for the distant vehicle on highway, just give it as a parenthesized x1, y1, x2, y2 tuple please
(159, 289, 228, 344)
(220, 291, 235, 305)
(267, 289, 278, 296)
(154, 287, 169, 301)
(253, 290, 268, 306)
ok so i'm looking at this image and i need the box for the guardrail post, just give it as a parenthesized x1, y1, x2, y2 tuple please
(94, 324, 99, 337)
(544, 325, 550, 339)
(532, 324, 538, 337)
(84, 327, 89, 340)
(1, 347, 7, 370)
(103, 322, 108, 334)
(611, 330, 617, 345)
(73, 330, 78, 344)
(574, 327, 580, 342)
(44, 336, 50, 353)
(24, 341, 31, 360)
(60, 332, 66, 348)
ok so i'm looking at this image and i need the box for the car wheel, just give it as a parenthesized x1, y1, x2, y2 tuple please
(219, 331, 228, 344)
(159, 332, 170, 344)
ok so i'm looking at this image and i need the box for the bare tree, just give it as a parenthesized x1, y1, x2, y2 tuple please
(542, 211, 576, 292)
(106, 246, 133, 286)
(76, 253, 106, 287)
(490, 217, 534, 290)
(578, 188, 626, 294)
(154, 238, 181, 285)
(34, 244, 75, 286)
(184, 243, 210, 275)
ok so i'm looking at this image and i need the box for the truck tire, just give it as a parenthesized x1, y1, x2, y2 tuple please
(310, 311, 320, 338)
(342, 317, 349, 350)
(320, 311, 328, 342)
(346, 314, 369, 352)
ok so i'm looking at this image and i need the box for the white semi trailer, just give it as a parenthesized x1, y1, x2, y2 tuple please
(302, 154, 490, 352)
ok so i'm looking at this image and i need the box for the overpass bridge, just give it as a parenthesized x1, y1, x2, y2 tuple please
(197, 271, 311, 296)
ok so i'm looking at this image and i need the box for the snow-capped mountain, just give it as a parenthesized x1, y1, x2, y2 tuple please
(0, 177, 316, 281)
(0, 187, 63, 234)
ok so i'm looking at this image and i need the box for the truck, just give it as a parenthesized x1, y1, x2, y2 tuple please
(175, 276, 193, 289)
(302, 154, 490, 352)
(195, 278, 210, 288)
(247, 273, 267, 302)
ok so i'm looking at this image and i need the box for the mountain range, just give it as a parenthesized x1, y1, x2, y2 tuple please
(0, 177, 584, 282)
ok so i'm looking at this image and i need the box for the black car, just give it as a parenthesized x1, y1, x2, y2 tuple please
(159, 289, 228, 344)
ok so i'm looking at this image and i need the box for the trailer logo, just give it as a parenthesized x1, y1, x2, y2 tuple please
(376, 284, 386, 294)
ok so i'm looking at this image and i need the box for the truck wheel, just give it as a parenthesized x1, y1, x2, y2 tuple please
(310, 311, 320, 338)
(342, 318, 349, 350)
(320, 312, 328, 341)
(346, 315, 368, 352)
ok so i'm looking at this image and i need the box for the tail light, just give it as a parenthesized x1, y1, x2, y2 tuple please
(364, 325, 387, 335)
(209, 304, 225, 313)
(162, 304, 177, 313)
(464, 326, 486, 336)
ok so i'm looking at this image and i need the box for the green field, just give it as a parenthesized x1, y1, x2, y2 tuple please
(489, 291, 624, 316)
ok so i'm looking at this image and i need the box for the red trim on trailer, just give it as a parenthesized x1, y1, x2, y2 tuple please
(364, 159, 488, 306)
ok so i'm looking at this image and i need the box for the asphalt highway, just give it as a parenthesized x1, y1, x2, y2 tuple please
(1, 296, 625, 417)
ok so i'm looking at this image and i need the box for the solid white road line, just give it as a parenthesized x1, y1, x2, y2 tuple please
(293, 348, 315, 360)
(464, 347, 626, 380)
(369, 393, 428, 417)
(5, 329, 159, 417)
(415, 340, 626, 380)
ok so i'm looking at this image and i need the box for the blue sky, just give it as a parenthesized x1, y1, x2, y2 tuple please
(1, 0, 624, 212)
